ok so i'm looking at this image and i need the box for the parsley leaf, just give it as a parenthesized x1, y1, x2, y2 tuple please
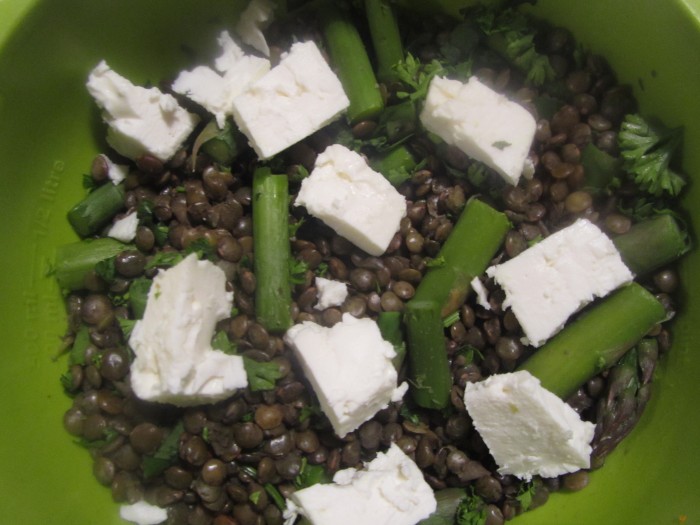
(393, 53, 445, 102)
(212, 330, 238, 355)
(145, 251, 183, 270)
(618, 113, 686, 197)
(455, 490, 487, 525)
(184, 238, 217, 261)
(515, 481, 536, 511)
(294, 457, 331, 489)
(118, 318, 137, 339)
(142, 421, 184, 479)
(243, 358, 283, 391)
(289, 258, 309, 285)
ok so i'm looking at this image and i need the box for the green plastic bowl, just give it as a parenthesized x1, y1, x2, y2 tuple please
(1, 1, 698, 523)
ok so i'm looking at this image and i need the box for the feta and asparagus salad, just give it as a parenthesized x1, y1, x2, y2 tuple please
(53, 1, 690, 524)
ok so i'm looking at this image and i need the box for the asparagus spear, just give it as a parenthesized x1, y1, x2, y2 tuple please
(591, 339, 658, 466)
(377, 311, 407, 370)
(613, 213, 689, 276)
(411, 198, 510, 317)
(371, 144, 416, 186)
(53, 238, 127, 291)
(364, 0, 404, 83)
(518, 283, 666, 399)
(320, 2, 385, 124)
(67, 182, 125, 237)
(404, 300, 452, 409)
(252, 167, 293, 332)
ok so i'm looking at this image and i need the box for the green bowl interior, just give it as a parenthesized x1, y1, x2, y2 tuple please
(1, 1, 698, 524)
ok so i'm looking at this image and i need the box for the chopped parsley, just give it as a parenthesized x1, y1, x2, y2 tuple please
(142, 421, 185, 479)
(618, 113, 686, 197)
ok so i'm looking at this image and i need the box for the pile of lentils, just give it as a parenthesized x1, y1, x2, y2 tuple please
(59, 7, 680, 525)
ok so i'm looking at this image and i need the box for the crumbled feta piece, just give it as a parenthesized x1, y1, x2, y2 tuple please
(420, 76, 536, 185)
(97, 153, 129, 185)
(471, 276, 491, 310)
(236, 0, 276, 57)
(295, 144, 406, 256)
(464, 370, 595, 481)
(285, 443, 436, 525)
(129, 254, 247, 406)
(314, 276, 348, 310)
(86, 61, 199, 162)
(284, 313, 407, 437)
(486, 218, 633, 347)
(119, 501, 167, 525)
(172, 31, 270, 128)
(231, 41, 350, 159)
(107, 211, 138, 243)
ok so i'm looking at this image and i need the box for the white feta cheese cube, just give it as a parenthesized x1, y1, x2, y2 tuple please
(464, 370, 595, 481)
(96, 153, 129, 185)
(236, 0, 276, 57)
(129, 254, 247, 406)
(86, 61, 199, 162)
(285, 443, 436, 525)
(119, 501, 167, 525)
(420, 76, 536, 185)
(314, 276, 348, 310)
(284, 313, 407, 437)
(231, 41, 350, 159)
(107, 211, 138, 243)
(487, 218, 633, 347)
(295, 144, 406, 256)
(172, 31, 270, 128)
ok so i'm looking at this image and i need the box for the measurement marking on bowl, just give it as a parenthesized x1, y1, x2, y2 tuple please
(24, 160, 67, 355)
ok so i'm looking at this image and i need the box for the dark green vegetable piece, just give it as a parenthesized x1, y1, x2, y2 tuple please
(411, 198, 510, 317)
(580, 142, 622, 191)
(618, 113, 686, 196)
(142, 421, 185, 479)
(67, 182, 125, 237)
(613, 213, 690, 276)
(377, 311, 407, 370)
(591, 338, 658, 465)
(372, 144, 417, 186)
(364, 0, 404, 83)
(128, 277, 152, 319)
(320, 2, 385, 123)
(252, 167, 293, 332)
(243, 358, 284, 391)
(54, 237, 127, 291)
(404, 300, 451, 409)
(416, 488, 468, 525)
(518, 283, 666, 399)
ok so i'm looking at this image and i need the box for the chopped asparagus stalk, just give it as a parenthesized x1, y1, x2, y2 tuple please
(613, 213, 689, 275)
(67, 182, 125, 237)
(411, 198, 510, 317)
(54, 238, 127, 291)
(518, 283, 666, 399)
(377, 311, 406, 370)
(364, 0, 404, 83)
(404, 300, 452, 409)
(252, 167, 293, 332)
(320, 2, 385, 124)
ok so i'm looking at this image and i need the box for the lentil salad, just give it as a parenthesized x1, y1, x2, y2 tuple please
(54, 1, 690, 524)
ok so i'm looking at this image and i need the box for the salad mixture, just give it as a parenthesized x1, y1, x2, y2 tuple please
(53, 1, 690, 524)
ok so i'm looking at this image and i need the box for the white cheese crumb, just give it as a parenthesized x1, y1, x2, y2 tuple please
(284, 313, 406, 437)
(231, 41, 350, 159)
(314, 276, 348, 310)
(129, 254, 247, 406)
(107, 211, 138, 243)
(295, 144, 407, 256)
(86, 61, 199, 162)
(464, 370, 595, 481)
(235, 0, 276, 57)
(420, 76, 536, 186)
(470, 276, 491, 310)
(97, 153, 129, 185)
(284, 443, 436, 525)
(119, 501, 167, 525)
(486, 218, 634, 347)
(172, 31, 270, 128)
